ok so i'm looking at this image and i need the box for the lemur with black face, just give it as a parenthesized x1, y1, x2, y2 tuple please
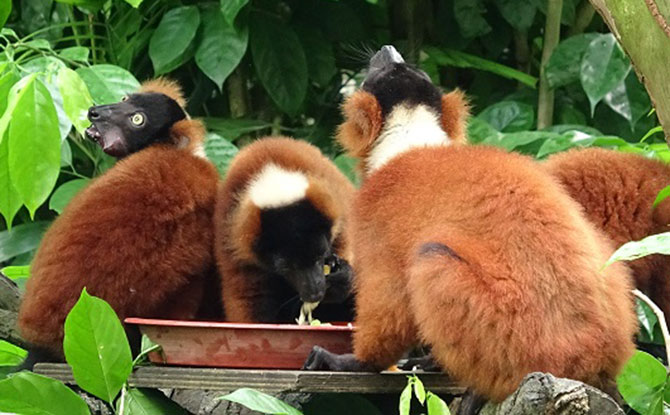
(18, 79, 220, 363)
(214, 137, 355, 323)
(303, 46, 636, 412)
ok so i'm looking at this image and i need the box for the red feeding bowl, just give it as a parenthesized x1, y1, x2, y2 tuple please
(124, 318, 355, 369)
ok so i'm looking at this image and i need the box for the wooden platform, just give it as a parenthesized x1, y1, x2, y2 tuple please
(34, 363, 464, 394)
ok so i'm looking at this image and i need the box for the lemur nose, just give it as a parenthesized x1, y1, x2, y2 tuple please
(88, 107, 100, 120)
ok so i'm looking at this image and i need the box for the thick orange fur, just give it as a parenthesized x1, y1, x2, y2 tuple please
(545, 147, 670, 316)
(339, 95, 636, 400)
(440, 89, 469, 143)
(214, 137, 355, 322)
(18, 120, 219, 356)
(138, 77, 186, 108)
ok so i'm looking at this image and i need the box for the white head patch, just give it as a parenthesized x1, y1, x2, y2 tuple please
(249, 164, 309, 209)
(367, 104, 450, 173)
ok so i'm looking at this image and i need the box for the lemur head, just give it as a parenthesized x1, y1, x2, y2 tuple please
(338, 45, 470, 174)
(230, 162, 345, 304)
(85, 78, 192, 158)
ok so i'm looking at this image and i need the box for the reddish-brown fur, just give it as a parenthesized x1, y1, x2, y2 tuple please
(214, 137, 355, 322)
(545, 147, 670, 316)
(339, 97, 637, 402)
(18, 90, 219, 356)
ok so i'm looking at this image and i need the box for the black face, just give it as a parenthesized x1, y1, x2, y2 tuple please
(254, 200, 334, 303)
(85, 93, 186, 158)
(362, 45, 441, 117)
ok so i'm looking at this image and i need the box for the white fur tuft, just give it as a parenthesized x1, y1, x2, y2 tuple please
(249, 164, 309, 209)
(367, 104, 450, 173)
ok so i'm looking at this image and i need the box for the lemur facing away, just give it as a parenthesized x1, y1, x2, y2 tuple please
(18, 79, 220, 364)
(303, 46, 637, 413)
(546, 148, 670, 317)
(214, 137, 355, 323)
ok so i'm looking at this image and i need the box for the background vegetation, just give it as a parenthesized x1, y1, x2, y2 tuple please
(1, 0, 670, 414)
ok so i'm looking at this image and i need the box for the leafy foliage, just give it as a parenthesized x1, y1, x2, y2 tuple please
(219, 388, 304, 415)
(617, 351, 670, 415)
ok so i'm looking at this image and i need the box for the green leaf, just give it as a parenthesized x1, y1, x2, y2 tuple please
(467, 117, 502, 144)
(0, 221, 49, 262)
(59, 46, 90, 63)
(484, 131, 560, 153)
(61, 138, 72, 167)
(413, 376, 426, 404)
(616, 351, 667, 414)
(545, 33, 599, 88)
(8, 78, 61, 217)
(495, 0, 536, 32)
(219, 388, 303, 415)
(0, 131, 22, 228)
(654, 185, 670, 208)
(250, 13, 308, 116)
(604, 72, 651, 128)
(426, 393, 451, 415)
(132, 335, 162, 366)
(0, 340, 27, 366)
(478, 101, 535, 132)
(0, 371, 90, 415)
(453, 0, 491, 39)
(204, 132, 239, 175)
(424, 46, 537, 88)
(605, 232, 670, 268)
(298, 27, 337, 87)
(535, 133, 595, 159)
(221, 0, 248, 25)
(195, 5, 248, 90)
(76, 64, 140, 105)
(149, 6, 200, 75)
(0, 0, 11, 27)
(63, 289, 133, 403)
(398, 379, 412, 415)
(204, 117, 271, 140)
(58, 68, 94, 136)
(1, 265, 30, 279)
(636, 298, 659, 342)
(580, 34, 631, 114)
(125, 0, 142, 8)
(119, 388, 187, 415)
(333, 154, 359, 187)
(49, 179, 90, 214)
(0, 63, 18, 115)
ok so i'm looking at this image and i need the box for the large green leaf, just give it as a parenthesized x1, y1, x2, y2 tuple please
(604, 72, 651, 128)
(149, 6, 200, 75)
(49, 179, 90, 214)
(220, 0, 248, 25)
(616, 351, 667, 414)
(0, 130, 21, 228)
(250, 13, 307, 116)
(0, 371, 90, 415)
(0, 221, 49, 262)
(204, 118, 271, 140)
(63, 289, 132, 403)
(0, 340, 26, 366)
(467, 117, 502, 144)
(195, 5, 248, 90)
(495, 0, 536, 32)
(0, 69, 18, 115)
(59, 46, 90, 63)
(426, 393, 451, 415)
(398, 379, 412, 415)
(76, 64, 140, 105)
(219, 388, 303, 415)
(204, 133, 239, 176)
(0, 0, 11, 27)
(486, 131, 560, 153)
(477, 101, 535, 132)
(298, 27, 337, 87)
(545, 33, 599, 88)
(424, 46, 537, 88)
(58, 68, 94, 136)
(580, 34, 631, 114)
(119, 388, 187, 415)
(8, 78, 61, 217)
(453, 0, 491, 38)
(605, 232, 670, 267)
(654, 185, 670, 208)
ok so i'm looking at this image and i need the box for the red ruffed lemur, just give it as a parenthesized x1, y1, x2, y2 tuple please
(18, 79, 220, 365)
(303, 46, 637, 412)
(214, 137, 356, 323)
(545, 148, 670, 317)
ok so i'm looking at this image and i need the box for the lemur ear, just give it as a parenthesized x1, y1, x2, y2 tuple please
(337, 91, 383, 159)
(440, 90, 470, 144)
(139, 77, 186, 108)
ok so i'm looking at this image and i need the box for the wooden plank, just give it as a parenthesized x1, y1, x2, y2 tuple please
(34, 363, 464, 394)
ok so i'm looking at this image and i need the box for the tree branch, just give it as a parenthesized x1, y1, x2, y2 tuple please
(537, 0, 564, 129)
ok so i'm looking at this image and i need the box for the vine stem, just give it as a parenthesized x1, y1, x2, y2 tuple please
(537, 0, 564, 129)
(633, 289, 670, 369)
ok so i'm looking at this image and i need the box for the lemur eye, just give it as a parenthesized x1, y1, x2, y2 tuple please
(131, 113, 145, 126)
(121, 95, 129, 102)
